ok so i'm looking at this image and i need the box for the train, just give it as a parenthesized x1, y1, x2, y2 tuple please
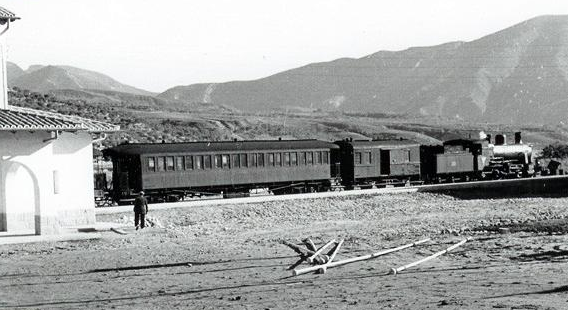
(96, 131, 533, 205)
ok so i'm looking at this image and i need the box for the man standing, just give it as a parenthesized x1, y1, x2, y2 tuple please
(133, 191, 148, 230)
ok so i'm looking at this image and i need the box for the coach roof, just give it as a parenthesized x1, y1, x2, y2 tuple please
(104, 139, 339, 155)
(336, 139, 420, 149)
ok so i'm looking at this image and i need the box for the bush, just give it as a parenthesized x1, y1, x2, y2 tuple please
(542, 143, 568, 159)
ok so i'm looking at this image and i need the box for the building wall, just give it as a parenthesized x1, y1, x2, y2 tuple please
(51, 131, 95, 229)
(0, 36, 7, 110)
(0, 131, 94, 235)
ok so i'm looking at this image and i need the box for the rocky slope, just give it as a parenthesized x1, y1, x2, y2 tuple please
(159, 15, 568, 124)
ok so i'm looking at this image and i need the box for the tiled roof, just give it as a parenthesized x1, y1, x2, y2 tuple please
(0, 106, 120, 132)
(0, 7, 19, 24)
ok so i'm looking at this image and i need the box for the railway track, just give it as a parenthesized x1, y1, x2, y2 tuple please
(95, 175, 568, 215)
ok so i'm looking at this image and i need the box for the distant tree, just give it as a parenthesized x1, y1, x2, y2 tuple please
(542, 143, 568, 159)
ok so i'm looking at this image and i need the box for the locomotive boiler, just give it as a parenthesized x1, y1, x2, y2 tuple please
(484, 132, 533, 178)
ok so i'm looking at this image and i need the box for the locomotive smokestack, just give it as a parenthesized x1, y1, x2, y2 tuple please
(514, 132, 522, 144)
(486, 134, 491, 144)
(495, 134, 505, 146)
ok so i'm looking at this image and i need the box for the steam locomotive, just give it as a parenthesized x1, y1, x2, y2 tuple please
(96, 132, 533, 205)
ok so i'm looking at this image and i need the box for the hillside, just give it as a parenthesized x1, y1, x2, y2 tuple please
(158, 15, 568, 124)
(49, 89, 177, 109)
(8, 64, 155, 96)
(7, 62, 25, 80)
(10, 86, 568, 155)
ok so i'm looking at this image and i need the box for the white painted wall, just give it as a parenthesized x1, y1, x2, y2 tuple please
(0, 130, 95, 235)
(0, 36, 6, 110)
(50, 131, 95, 229)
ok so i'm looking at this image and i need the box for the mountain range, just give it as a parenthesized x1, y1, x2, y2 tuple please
(9, 15, 568, 124)
(8, 63, 154, 96)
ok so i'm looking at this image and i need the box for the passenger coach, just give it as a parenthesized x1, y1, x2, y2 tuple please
(332, 139, 421, 188)
(103, 140, 340, 202)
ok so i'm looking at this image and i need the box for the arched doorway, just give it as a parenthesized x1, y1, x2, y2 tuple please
(1, 162, 40, 234)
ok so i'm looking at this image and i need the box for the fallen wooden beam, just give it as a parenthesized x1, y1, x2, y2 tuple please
(282, 240, 327, 264)
(318, 239, 344, 274)
(307, 239, 336, 264)
(110, 227, 128, 235)
(303, 238, 317, 252)
(390, 238, 469, 275)
(293, 238, 430, 276)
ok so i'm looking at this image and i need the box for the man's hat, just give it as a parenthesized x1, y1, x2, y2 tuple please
(139, 191, 145, 195)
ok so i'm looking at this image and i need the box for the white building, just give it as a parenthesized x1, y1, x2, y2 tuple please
(0, 7, 119, 235)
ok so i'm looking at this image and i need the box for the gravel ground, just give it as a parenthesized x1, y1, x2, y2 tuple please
(1, 192, 568, 309)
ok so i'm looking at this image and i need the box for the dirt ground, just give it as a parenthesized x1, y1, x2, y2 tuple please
(1, 192, 568, 309)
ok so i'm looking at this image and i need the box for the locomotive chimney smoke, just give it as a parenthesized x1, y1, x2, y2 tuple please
(478, 131, 487, 140)
(514, 132, 522, 144)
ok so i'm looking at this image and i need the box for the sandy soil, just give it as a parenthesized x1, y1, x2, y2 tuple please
(1, 192, 568, 309)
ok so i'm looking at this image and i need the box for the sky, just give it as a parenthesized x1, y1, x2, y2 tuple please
(3, 0, 568, 93)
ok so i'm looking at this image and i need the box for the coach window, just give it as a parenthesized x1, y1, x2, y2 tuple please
(368, 152, 372, 164)
(166, 156, 175, 171)
(250, 153, 257, 167)
(185, 156, 193, 170)
(407, 150, 411, 162)
(307, 152, 313, 165)
(300, 152, 306, 165)
(232, 154, 240, 168)
(222, 154, 230, 169)
(258, 153, 265, 167)
(268, 153, 275, 166)
(176, 156, 184, 170)
(147, 157, 155, 172)
(157, 157, 166, 171)
(195, 156, 202, 169)
(240, 154, 248, 167)
(316, 151, 322, 165)
(275, 153, 282, 166)
(291, 152, 298, 165)
(323, 151, 329, 164)
(204, 155, 212, 169)
(284, 152, 290, 166)
(214, 155, 222, 168)
(355, 152, 362, 165)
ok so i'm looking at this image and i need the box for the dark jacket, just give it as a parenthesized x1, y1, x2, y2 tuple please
(133, 196, 148, 214)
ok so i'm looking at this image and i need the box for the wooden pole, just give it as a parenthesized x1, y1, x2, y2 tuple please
(303, 238, 330, 263)
(282, 240, 313, 255)
(390, 238, 469, 275)
(319, 239, 344, 274)
(307, 239, 336, 264)
(303, 238, 317, 252)
(293, 238, 430, 276)
(282, 240, 327, 264)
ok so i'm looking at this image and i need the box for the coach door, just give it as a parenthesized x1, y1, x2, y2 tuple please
(380, 150, 390, 175)
(114, 156, 133, 197)
(118, 172, 130, 197)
